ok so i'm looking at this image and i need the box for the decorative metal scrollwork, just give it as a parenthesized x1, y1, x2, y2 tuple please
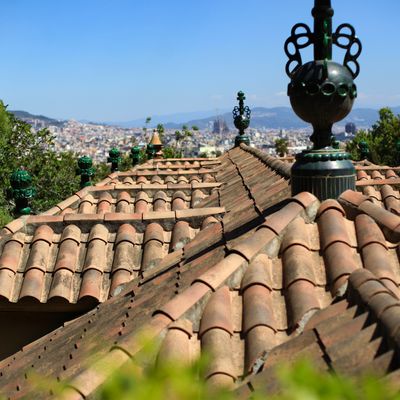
(232, 104, 251, 121)
(284, 23, 313, 77)
(333, 23, 362, 79)
(232, 91, 251, 135)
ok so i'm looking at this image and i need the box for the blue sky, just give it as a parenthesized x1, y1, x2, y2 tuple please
(1, 0, 399, 121)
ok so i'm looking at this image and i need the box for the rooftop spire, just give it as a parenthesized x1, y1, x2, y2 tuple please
(285, 0, 362, 200)
(232, 91, 251, 147)
(312, 0, 333, 60)
(10, 168, 35, 216)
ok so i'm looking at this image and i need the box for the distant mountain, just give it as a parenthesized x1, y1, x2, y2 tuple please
(106, 109, 231, 128)
(164, 106, 400, 130)
(9, 106, 400, 131)
(10, 110, 65, 127)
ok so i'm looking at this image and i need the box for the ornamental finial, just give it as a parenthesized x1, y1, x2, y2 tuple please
(76, 156, 95, 188)
(10, 168, 35, 215)
(130, 146, 141, 167)
(285, 0, 362, 200)
(232, 91, 251, 147)
(107, 147, 121, 172)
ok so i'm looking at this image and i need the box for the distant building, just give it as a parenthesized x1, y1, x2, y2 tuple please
(345, 122, 357, 135)
(212, 117, 229, 134)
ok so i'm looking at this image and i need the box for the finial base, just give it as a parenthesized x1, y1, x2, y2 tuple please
(234, 135, 250, 148)
(291, 149, 355, 200)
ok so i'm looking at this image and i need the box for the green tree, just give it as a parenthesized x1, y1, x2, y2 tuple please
(143, 116, 152, 140)
(156, 123, 165, 142)
(346, 107, 400, 165)
(163, 146, 181, 159)
(0, 101, 81, 224)
(174, 125, 196, 157)
(275, 138, 289, 157)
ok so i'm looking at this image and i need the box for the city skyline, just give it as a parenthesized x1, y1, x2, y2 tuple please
(1, 0, 399, 121)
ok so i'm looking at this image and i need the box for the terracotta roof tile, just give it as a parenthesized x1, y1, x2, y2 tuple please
(157, 319, 193, 365)
(5, 148, 400, 398)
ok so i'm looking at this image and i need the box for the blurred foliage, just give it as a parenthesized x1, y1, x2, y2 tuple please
(271, 359, 400, 400)
(163, 146, 181, 158)
(6, 333, 400, 399)
(275, 138, 289, 157)
(346, 107, 400, 165)
(89, 356, 400, 400)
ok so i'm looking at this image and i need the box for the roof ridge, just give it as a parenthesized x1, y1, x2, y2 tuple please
(239, 143, 292, 179)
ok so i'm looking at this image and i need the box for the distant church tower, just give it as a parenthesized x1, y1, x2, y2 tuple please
(345, 122, 357, 135)
(212, 117, 230, 134)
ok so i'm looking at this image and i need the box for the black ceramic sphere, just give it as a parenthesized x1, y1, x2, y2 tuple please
(288, 60, 356, 137)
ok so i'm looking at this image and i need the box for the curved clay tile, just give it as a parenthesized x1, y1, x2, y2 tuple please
(201, 216, 218, 230)
(48, 225, 81, 302)
(31, 225, 53, 246)
(153, 197, 167, 212)
(349, 269, 400, 338)
(110, 224, 137, 294)
(164, 176, 175, 184)
(281, 219, 319, 329)
(78, 194, 95, 214)
(241, 254, 273, 292)
(97, 192, 113, 214)
(172, 191, 187, 211)
(189, 175, 201, 183)
(0, 234, 25, 300)
(177, 176, 189, 184)
(150, 175, 163, 184)
(136, 176, 148, 184)
(19, 226, 53, 300)
(371, 170, 384, 180)
(203, 173, 214, 183)
(362, 186, 381, 204)
(48, 269, 74, 302)
(381, 185, 397, 200)
(60, 207, 74, 215)
(241, 255, 276, 371)
(172, 191, 186, 201)
(355, 214, 399, 297)
(386, 170, 398, 179)
(79, 224, 108, 301)
(381, 185, 400, 215)
(357, 170, 369, 181)
(78, 269, 103, 302)
(157, 320, 193, 366)
(317, 201, 359, 295)
(141, 223, 164, 272)
(122, 176, 135, 185)
(170, 221, 190, 251)
(191, 189, 205, 208)
(199, 287, 235, 386)
(18, 269, 46, 302)
(116, 191, 132, 213)
(135, 191, 150, 214)
(281, 217, 312, 253)
(0, 235, 24, 274)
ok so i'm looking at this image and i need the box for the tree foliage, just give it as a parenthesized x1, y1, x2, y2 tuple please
(275, 138, 289, 157)
(174, 125, 197, 157)
(346, 107, 400, 166)
(0, 101, 81, 224)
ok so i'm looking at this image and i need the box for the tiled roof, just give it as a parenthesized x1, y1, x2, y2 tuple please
(238, 268, 400, 396)
(355, 164, 400, 214)
(2, 145, 400, 399)
(0, 159, 225, 305)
